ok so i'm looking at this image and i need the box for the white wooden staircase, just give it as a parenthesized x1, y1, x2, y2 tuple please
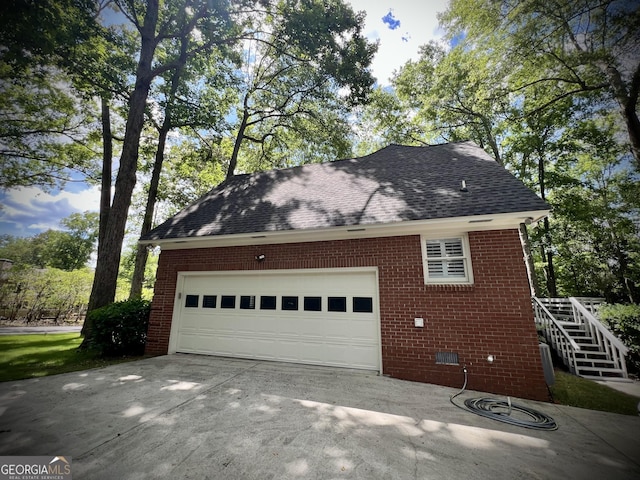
(534, 297, 630, 381)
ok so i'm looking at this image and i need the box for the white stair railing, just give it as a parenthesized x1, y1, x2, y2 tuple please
(573, 297, 604, 315)
(533, 297, 580, 374)
(569, 297, 629, 378)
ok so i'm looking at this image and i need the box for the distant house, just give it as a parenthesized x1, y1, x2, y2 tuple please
(0, 259, 13, 282)
(0, 259, 13, 271)
(140, 141, 551, 401)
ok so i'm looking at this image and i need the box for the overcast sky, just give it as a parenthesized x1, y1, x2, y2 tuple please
(0, 1, 450, 239)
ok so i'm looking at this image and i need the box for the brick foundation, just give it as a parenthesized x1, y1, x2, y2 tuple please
(146, 229, 549, 401)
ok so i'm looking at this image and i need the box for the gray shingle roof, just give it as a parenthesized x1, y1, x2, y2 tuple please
(141, 141, 549, 241)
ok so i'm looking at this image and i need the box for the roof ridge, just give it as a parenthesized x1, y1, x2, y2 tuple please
(226, 141, 482, 183)
(172, 141, 487, 209)
(386, 140, 474, 148)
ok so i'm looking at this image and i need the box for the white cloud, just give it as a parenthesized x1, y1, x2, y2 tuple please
(347, 0, 450, 85)
(0, 185, 101, 236)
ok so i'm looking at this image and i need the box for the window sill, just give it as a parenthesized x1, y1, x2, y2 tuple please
(424, 283, 475, 291)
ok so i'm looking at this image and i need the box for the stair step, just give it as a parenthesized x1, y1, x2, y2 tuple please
(576, 345, 601, 352)
(576, 367, 626, 378)
(575, 352, 610, 359)
(568, 332, 590, 337)
(580, 375, 632, 382)
(576, 354, 614, 361)
(558, 321, 582, 327)
(576, 360, 617, 368)
(535, 297, 629, 381)
(577, 366, 620, 372)
(586, 376, 634, 383)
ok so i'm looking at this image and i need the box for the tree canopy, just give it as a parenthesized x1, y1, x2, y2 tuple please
(440, 0, 640, 168)
(0, 211, 99, 270)
(2, 0, 637, 316)
(355, 0, 640, 302)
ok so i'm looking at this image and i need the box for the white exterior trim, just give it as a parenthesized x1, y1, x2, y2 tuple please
(420, 234, 474, 285)
(140, 210, 549, 250)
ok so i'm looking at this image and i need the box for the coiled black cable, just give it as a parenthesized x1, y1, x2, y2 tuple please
(449, 366, 558, 431)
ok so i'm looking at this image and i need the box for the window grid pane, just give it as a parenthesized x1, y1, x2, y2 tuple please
(240, 295, 256, 309)
(221, 295, 236, 308)
(445, 259, 466, 277)
(444, 240, 463, 256)
(185, 295, 199, 308)
(353, 297, 373, 313)
(425, 237, 468, 281)
(426, 241, 443, 257)
(282, 296, 299, 311)
(328, 297, 347, 312)
(260, 296, 277, 310)
(303, 296, 322, 311)
(428, 261, 445, 277)
(202, 295, 217, 308)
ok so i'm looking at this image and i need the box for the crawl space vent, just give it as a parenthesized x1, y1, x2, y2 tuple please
(435, 352, 459, 365)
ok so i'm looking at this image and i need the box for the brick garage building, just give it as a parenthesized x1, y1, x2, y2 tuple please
(141, 142, 551, 401)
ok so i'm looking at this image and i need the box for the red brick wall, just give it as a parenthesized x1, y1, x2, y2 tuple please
(146, 229, 549, 401)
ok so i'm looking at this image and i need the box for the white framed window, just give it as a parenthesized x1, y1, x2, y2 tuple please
(421, 235, 473, 284)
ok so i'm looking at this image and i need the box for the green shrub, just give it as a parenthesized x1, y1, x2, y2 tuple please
(87, 298, 151, 356)
(598, 303, 640, 376)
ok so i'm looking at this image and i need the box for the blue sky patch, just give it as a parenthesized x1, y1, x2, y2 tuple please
(449, 31, 466, 48)
(382, 10, 401, 30)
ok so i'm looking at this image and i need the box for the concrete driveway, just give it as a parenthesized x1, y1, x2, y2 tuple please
(0, 326, 83, 335)
(0, 354, 639, 479)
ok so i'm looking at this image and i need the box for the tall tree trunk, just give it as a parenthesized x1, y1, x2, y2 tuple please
(130, 32, 189, 298)
(82, 0, 159, 347)
(519, 222, 539, 297)
(608, 228, 639, 304)
(480, 115, 502, 165)
(537, 149, 557, 297)
(541, 217, 558, 297)
(226, 98, 250, 179)
(81, 95, 113, 339)
(601, 63, 640, 169)
(129, 126, 168, 298)
(98, 95, 112, 247)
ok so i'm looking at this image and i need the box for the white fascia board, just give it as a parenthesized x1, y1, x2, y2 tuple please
(140, 209, 549, 250)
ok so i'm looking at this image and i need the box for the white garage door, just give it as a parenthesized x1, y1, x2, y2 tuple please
(170, 268, 380, 370)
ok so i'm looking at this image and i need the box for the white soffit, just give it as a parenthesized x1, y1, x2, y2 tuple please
(141, 210, 549, 250)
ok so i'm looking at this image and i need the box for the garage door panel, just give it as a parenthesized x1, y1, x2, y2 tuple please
(297, 318, 327, 337)
(348, 321, 378, 341)
(177, 332, 227, 354)
(179, 314, 209, 329)
(274, 339, 302, 362)
(322, 318, 375, 339)
(301, 342, 330, 363)
(172, 269, 380, 370)
(252, 338, 280, 359)
(322, 317, 360, 337)
(273, 318, 301, 336)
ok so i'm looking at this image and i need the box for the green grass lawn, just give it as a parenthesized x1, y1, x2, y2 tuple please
(550, 369, 640, 416)
(0, 333, 142, 383)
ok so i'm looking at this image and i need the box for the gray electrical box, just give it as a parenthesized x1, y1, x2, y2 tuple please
(539, 343, 555, 386)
